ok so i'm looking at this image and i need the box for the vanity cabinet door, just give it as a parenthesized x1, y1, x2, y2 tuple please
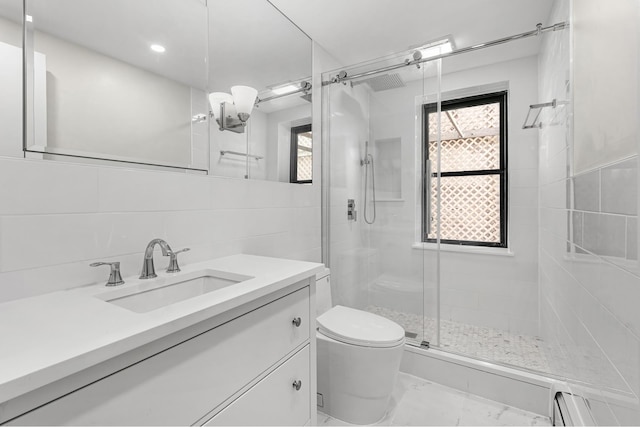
(204, 345, 310, 426)
(9, 287, 310, 426)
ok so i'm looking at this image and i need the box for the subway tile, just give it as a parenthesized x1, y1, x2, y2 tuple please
(540, 179, 567, 209)
(574, 169, 600, 212)
(510, 205, 537, 228)
(601, 158, 638, 215)
(162, 210, 213, 248)
(209, 209, 250, 242)
(210, 177, 253, 209)
(441, 288, 479, 310)
(579, 291, 640, 396)
(0, 158, 99, 215)
(509, 168, 538, 188)
(98, 167, 212, 212)
(94, 212, 165, 258)
(509, 137, 538, 170)
(582, 213, 626, 258)
(598, 260, 640, 337)
(0, 214, 102, 272)
(510, 187, 537, 207)
(540, 147, 569, 185)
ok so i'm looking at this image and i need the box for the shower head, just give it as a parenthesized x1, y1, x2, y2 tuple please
(300, 93, 312, 102)
(351, 73, 405, 92)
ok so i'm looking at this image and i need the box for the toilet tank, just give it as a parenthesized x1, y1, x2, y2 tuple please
(316, 268, 332, 317)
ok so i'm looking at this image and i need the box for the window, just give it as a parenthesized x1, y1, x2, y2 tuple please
(290, 124, 312, 184)
(422, 91, 507, 247)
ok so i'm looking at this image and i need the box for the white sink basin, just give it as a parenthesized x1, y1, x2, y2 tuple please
(97, 269, 253, 313)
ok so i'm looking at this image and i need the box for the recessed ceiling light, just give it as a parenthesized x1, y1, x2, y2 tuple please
(411, 37, 455, 61)
(419, 39, 453, 59)
(150, 44, 166, 53)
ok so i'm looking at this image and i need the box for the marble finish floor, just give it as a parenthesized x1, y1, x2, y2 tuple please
(318, 372, 551, 426)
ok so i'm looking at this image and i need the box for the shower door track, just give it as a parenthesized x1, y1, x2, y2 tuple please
(322, 22, 567, 86)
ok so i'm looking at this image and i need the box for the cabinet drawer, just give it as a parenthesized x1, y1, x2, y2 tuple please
(9, 286, 310, 426)
(204, 345, 310, 426)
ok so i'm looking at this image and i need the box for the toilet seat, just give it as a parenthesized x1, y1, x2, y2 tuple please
(317, 305, 405, 348)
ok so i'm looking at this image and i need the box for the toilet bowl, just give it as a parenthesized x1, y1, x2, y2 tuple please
(316, 269, 405, 425)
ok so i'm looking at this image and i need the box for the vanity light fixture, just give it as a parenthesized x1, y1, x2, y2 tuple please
(208, 85, 258, 133)
(150, 44, 166, 53)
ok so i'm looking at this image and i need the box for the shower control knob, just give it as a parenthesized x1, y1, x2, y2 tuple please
(292, 380, 302, 391)
(292, 317, 302, 327)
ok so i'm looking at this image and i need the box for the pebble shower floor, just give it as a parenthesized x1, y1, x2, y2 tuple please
(366, 305, 551, 372)
(366, 304, 624, 389)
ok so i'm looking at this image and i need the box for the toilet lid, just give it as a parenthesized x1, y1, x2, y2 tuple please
(317, 305, 405, 348)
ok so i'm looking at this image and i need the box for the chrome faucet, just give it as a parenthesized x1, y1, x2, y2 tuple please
(140, 238, 173, 279)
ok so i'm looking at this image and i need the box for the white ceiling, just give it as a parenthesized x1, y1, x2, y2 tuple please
(0, 0, 557, 111)
(270, 0, 556, 70)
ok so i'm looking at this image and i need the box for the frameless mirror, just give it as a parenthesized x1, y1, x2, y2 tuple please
(208, 0, 313, 183)
(0, 0, 312, 178)
(21, 0, 209, 172)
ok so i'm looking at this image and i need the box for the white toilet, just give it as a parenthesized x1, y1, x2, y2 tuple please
(316, 269, 405, 425)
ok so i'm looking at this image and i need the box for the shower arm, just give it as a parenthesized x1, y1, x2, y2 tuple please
(322, 22, 567, 86)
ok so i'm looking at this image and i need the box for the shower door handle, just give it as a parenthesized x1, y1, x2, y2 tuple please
(425, 159, 432, 236)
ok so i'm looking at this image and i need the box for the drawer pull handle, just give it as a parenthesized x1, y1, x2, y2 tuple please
(292, 317, 302, 327)
(292, 380, 302, 391)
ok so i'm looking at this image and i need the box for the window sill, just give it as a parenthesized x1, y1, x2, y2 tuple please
(411, 242, 514, 257)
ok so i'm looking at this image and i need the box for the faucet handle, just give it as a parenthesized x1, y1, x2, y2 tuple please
(166, 248, 190, 273)
(90, 261, 125, 286)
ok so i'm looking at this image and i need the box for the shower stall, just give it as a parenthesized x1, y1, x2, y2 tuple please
(321, 2, 640, 417)
(322, 40, 545, 363)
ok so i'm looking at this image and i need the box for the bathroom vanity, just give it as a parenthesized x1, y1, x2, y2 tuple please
(0, 254, 322, 426)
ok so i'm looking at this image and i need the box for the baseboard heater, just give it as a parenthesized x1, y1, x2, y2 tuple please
(553, 392, 596, 426)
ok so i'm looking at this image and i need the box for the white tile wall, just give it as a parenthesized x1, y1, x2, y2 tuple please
(538, 0, 640, 423)
(0, 155, 321, 303)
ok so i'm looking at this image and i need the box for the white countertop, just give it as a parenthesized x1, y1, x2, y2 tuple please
(0, 254, 324, 404)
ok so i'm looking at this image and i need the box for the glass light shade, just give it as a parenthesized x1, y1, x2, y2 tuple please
(230, 85, 258, 117)
(208, 92, 233, 120)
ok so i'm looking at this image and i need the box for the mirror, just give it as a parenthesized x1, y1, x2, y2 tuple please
(0, 0, 312, 178)
(207, 0, 313, 182)
(17, 0, 209, 171)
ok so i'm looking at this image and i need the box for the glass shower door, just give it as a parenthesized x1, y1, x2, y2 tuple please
(429, 51, 547, 371)
(322, 53, 443, 347)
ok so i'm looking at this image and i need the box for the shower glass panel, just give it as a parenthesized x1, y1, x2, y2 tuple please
(433, 45, 555, 375)
(322, 52, 442, 347)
